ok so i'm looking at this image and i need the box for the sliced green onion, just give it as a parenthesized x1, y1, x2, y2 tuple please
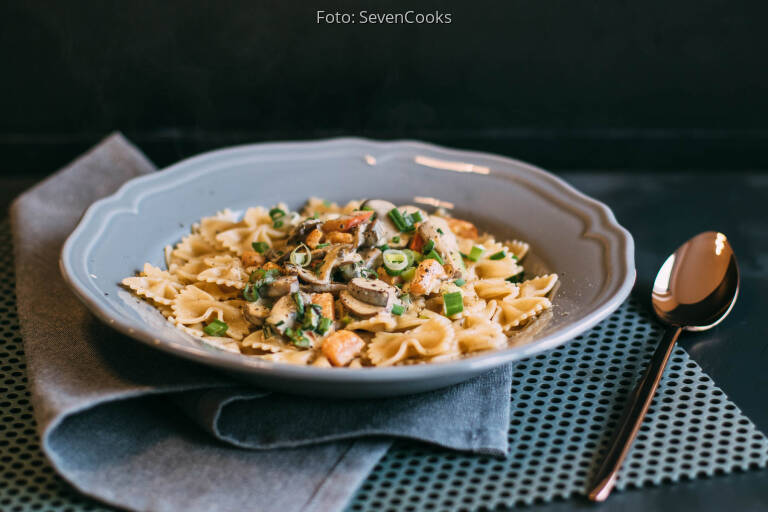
(506, 271, 525, 284)
(391, 304, 405, 316)
(292, 292, 305, 316)
(269, 207, 286, 220)
(385, 267, 402, 276)
(437, 228, 444, 235)
(391, 236, 401, 243)
(361, 205, 374, 211)
(443, 292, 464, 316)
(466, 245, 485, 261)
(511, 253, 519, 261)
(302, 306, 319, 330)
(251, 241, 269, 253)
(316, 317, 332, 335)
(341, 315, 353, 326)
(290, 243, 312, 267)
(422, 239, 435, 254)
(378, 244, 390, 252)
(203, 319, 228, 336)
(273, 220, 284, 228)
(243, 283, 259, 302)
(400, 267, 416, 281)
(388, 208, 413, 232)
(454, 278, 466, 286)
(285, 327, 310, 348)
(489, 250, 507, 260)
(383, 249, 409, 272)
(402, 249, 422, 267)
(425, 249, 444, 265)
(316, 242, 330, 248)
(409, 211, 424, 223)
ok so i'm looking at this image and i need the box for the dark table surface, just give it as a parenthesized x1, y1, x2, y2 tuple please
(2, 169, 767, 512)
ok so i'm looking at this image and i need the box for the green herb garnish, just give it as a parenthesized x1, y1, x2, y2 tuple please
(203, 319, 228, 337)
(466, 245, 485, 262)
(454, 278, 466, 286)
(391, 304, 405, 316)
(506, 271, 525, 284)
(251, 241, 269, 253)
(317, 317, 332, 335)
(269, 207, 286, 220)
(489, 250, 507, 260)
(443, 292, 464, 316)
(425, 249, 444, 265)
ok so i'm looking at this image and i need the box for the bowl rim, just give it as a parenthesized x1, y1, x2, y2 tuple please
(60, 137, 636, 382)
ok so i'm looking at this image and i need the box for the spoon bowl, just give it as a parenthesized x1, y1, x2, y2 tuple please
(652, 231, 740, 330)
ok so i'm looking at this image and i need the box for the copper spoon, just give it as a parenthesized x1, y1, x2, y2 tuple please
(588, 231, 740, 501)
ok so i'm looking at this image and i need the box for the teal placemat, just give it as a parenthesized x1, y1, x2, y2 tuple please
(0, 218, 766, 512)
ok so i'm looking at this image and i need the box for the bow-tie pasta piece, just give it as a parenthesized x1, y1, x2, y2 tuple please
(453, 314, 508, 353)
(519, 274, 559, 298)
(474, 255, 524, 280)
(196, 255, 250, 289)
(172, 285, 249, 339)
(505, 239, 530, 261)
(367, 316, 456, 366)
(216, 207, 287, 255)
(121, 263, 184, 305)
(495, 297, 552, 330)
(473, 278, 520, 301)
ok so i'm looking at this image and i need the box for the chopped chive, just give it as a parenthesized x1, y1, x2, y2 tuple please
(409, 211, 424, 223)
(203, 319, 228, 336)
(454, 278, 466, 286)
(391, 304, 405, 316)
(251, 241, 269, 253)
(243, 283, 259, 302)
(506, 271, 525, 284)
(302, 307, 319, 330)
(388, 208, 414, 232)
(316, 317, 332, 335)
(269, 207, 286, 219)
(361, 205, 374, 211)
(316, 242, 330, 248)
(466, 245, 485, 262)
(422, 239, 435, 254)
(511, 253, 519, 261)
(443, 291, 464, 316)
(273, 220, 284, 228)
(437, 228, 444, 235)
(425, 249, 444, 265)
(286, 327, 311, 348)
(391, 236, 401, 243)
(489, 250, 507, 260)
(292, 292, 305, 315)
(378, 244, 390, 252)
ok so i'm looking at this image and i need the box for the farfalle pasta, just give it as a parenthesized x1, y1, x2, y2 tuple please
(122, 198, 558, 367)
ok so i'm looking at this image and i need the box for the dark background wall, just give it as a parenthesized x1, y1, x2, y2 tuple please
(3, 0, 768, 176)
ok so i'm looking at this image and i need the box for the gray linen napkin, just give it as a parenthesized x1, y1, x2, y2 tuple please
(10, 133, 512, 512)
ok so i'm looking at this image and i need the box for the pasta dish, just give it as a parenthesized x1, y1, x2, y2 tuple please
(122, 198, 557, 367)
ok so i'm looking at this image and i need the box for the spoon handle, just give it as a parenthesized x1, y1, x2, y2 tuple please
(587, 325, 682, 502)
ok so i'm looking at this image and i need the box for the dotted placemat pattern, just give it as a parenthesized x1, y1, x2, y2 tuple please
(348, 303, 768, 511)
(0, 218, 766, 512)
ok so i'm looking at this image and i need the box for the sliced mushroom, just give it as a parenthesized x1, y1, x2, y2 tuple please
(361, 199, 399, 243)
(348, 277, 397, 307)
(286, 218, 323, 245)
(285, 263, 326, 285)
(265, 275, 299, 297)
(243, 300, 271, 326)
(339, 290, 388, 317)
(266, 294, 299, 334)
(299, 283, 347, 294)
